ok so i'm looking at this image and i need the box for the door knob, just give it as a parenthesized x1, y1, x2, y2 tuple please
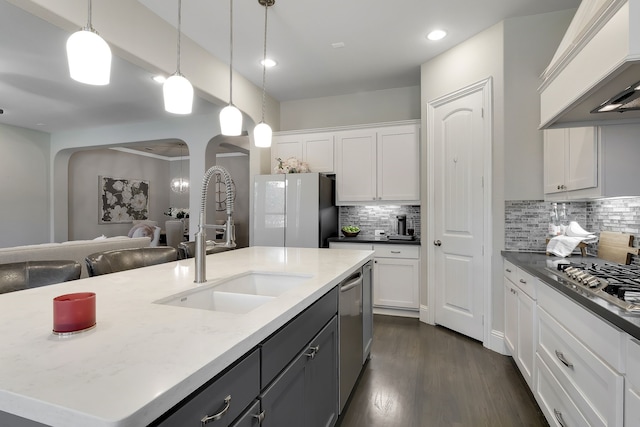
(434, 240, 442, 246)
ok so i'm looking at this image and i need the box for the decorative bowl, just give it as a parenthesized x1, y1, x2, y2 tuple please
(341, 226, 360, 237)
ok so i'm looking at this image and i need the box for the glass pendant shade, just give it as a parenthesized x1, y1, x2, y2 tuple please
(171, 177, 189, 193)
(254, 122, 272, 148)
(220, 105, 242, 136)
(66, 29, 112, 85)
(163, 74, 193, 114)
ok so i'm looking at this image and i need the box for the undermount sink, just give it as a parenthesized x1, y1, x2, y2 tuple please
(155, 271, 312, 314)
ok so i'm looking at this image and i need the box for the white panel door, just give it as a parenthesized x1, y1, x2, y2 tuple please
(303, 133, 334, 173)
(567, 127, 597, 191)
(433, 88, 485, 341)
(373, 257, 419, 309)
(543, 128, 567, 194)
(271, 135, 303, 172)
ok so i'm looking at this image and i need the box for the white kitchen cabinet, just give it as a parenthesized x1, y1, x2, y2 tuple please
(536, 281, 624, 427)
(372, 244, 419, 311)
(335, 123, 420, 205)
(544, 124, 640, 201)
(543, 127, 597, 195)
(329, 242, 420, 317)
(503, 260, 536, 389)
(625, 337, 640, 426)
(271, 132, 334, 174)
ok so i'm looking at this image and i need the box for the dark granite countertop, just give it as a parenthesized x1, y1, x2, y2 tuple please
(328, 235, 421, 245)
(502, 250, 640, 340)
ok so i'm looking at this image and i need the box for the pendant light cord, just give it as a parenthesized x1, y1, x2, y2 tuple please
(86, 0, 94, 31)
(176, 0, 183, 75)
(260, 2, 268, 122)
(228, 0, 234, 105)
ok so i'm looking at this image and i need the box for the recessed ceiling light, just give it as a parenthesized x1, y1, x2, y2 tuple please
(152, 75, 166, 84)
(260, 58, 277, 68)
(331, 42, 346, 49)
(427, 30, 447, 41)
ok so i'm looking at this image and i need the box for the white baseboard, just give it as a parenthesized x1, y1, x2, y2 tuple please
(486, 329, 509, 355)
(373, 306, 419, 319)
(419, 304, 432, 324)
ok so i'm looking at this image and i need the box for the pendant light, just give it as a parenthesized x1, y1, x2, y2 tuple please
(66, 0, 112, 85)
(164, 0, 194, 115)
(254, 0, 274, 148)
(171, 143, 190, 193)
(219, 0, 243, 136)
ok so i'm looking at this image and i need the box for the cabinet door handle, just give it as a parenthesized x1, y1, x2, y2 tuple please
(305, 345, 320, 359)
(553, 409, 567, 427)
(555, 350, 574, 369)
(519, 279, 527, 285)
(390, 250, 401, 254)
(252, 411, 266, 424)
(434, 240, 442, 246)
(505, 268, 512, 273)
(201, 395, 231, 425)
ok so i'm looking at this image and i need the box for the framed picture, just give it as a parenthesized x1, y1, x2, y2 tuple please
(99, 176, 149, 224)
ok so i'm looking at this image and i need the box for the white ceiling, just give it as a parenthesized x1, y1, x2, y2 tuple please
(0, 0, 580, 136)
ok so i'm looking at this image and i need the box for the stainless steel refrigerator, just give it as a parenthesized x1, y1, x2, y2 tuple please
(251, 173, 337, 248)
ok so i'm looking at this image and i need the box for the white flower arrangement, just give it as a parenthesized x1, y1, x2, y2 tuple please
(274, 157, 311, 174)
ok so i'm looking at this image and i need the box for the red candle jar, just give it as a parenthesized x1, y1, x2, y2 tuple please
(53, 292, 96, 334)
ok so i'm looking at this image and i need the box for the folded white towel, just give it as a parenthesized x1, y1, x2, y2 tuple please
(565, 221, 593, 238)
(547, 235, 587, 257)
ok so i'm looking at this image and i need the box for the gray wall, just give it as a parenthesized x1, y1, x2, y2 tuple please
(68, 149, 170, 240)
(279, 86, 421, 131)
(0, 123, 51, 248)
(420, 10, 574, 345)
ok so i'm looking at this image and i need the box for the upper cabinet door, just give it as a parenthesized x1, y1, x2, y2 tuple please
(271, 135, 304, 173)
(335, 130, 378, 203)
(543, 128, 567, 194)
(377, 125, 420, 202)
(566, 127, 597, 191)
(302, 133, 334, 173)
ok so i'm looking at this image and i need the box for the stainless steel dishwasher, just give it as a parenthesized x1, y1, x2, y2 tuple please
(339, 268, 364, 413)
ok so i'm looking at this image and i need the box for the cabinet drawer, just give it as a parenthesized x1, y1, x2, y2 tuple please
(537, 282, 624, 371)
(155, 349, 260, 427)
(538, 308, 623, 427)
(535, 354, 590, 427)
(503, 259, 516, 283)
(627, 336, 640, 386)
(515, 268, 537, 300)
(230, 400, 261, 427)
(261, 287, 338, 388)
(329, 242, 374, 250)
(373, 244, 419, 259)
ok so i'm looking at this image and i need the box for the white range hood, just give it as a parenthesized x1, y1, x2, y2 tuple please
(539, 0, 640, 128)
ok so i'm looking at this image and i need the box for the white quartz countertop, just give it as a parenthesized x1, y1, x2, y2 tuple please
(0, 246, 373, 427)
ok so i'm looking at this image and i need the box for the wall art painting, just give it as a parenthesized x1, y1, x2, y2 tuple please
(99, 176, 149, 224)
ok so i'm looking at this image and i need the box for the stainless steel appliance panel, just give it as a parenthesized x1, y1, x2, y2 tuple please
(339, 269, 363, 413)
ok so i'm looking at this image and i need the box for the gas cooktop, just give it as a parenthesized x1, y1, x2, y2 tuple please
(546, 262, 640, 313)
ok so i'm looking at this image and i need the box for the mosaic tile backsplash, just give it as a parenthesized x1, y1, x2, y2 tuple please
(505, 198, 640, 258)
(339, 205, 421, 237)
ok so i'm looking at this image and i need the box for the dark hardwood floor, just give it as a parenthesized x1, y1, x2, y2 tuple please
(338, 315, 548, 427)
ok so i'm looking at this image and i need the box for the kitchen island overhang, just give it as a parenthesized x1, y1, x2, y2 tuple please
(0, 246, 373, 427)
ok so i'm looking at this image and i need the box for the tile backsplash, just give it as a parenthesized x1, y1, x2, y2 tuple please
(339, 205, 421, 236)
(505, 198, 640, 256)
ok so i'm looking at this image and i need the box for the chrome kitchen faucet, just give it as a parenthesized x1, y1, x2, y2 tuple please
(194, 165, 236, 283)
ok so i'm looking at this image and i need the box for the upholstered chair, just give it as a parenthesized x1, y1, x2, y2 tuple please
(165, 220, 185, 251)
(0, 260, 82, 294)
(85, 247, 178, 277)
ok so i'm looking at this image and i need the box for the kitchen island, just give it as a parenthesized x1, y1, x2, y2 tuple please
(0, 247, 373, 427)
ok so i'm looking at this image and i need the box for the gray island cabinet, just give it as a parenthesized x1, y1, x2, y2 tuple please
(153, 287, 339, 427)
(0, 247, 371, 427)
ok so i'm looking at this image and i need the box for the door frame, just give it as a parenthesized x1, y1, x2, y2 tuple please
(425, 77, 493, 346)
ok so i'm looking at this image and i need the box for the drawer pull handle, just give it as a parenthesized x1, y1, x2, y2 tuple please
(252, 411, 266, 423)
(555, 350, 574, 369)
(305, 345, 320, 360)
(201, 395, 231, 425)
(391, 251, 401, 254)
(505, 268, 512, 273)
(519, 279, 527, 284)
(553, 409, 567, 427)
